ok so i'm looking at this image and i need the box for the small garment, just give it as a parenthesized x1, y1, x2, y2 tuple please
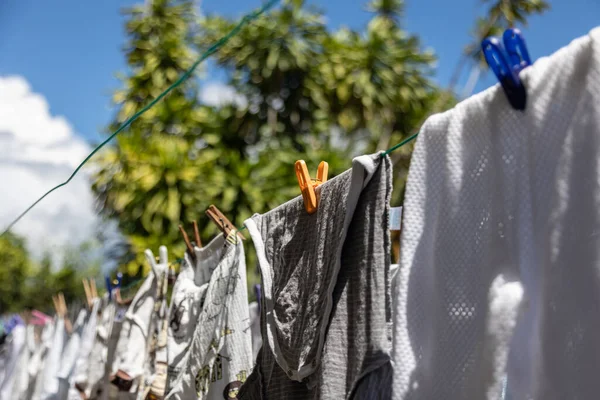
(393, 27, 600, 400)
(88, 298, 117, 400)
(0, 323, 26, 400)
(57, 309, 88, 400)
(142, 260, 171, 400)
(41, 317, 66, 400)
(247, 302, 261, 363)
(13, 324, 36, 400)
(166, 231, 252, 400)
(240, 153, 393, 399)
(73, 298, 101, 395)
(30, 322, 55, 400)
(166, 235, 224, 393)
(111, 247, 169, 396)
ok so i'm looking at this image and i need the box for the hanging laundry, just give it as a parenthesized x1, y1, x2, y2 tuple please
(0, 317, 26, 400)
(110, 246, 169, 398)
(12, 323, 36, 400)
(56, 308, 88, 399)
(40, 316, 66, 400)
(70, 297, 101, 398)
(166, 230, 252, 400)
(30, 321, 55, 400)
(166, 235, 225, 393)
(239, 153, 393, 399)
(393, 27, 600, 400)
(141, 257, 171, 400)
(87, 297, 117, 400)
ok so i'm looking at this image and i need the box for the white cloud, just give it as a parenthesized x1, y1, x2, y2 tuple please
(0, 75, 98, 262)
(199, 81, 247, 108)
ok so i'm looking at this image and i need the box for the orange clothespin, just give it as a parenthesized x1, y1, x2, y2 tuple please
(295, 160, 328, 214)
(206, 205, 245, 241)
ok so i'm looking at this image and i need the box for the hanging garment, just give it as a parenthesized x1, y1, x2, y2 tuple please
(111, 247, 169, 397)
(87, 299, 117, 400)
(393, 27, 600, 400)
(41, 317, 66, 400)
(166, 231, 252, 400)
(30, 322, 55, 400)
(240, 153, 393, 399)
(13, 324, 36, 400)
(247, 302, 261, 363)
(142, 259, 171, 400)
(105, 305, 126, 400)
(56, 309, 88, 400)
(166, 235, 225, 393)
(0, 322, 26, 400)
(71, 298, 101, 396)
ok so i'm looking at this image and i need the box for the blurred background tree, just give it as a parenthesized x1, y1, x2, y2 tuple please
(0, 232, 100, 314)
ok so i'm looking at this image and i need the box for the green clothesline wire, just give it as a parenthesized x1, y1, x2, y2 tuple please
(381, 131, 419, 157)
(0, 0, 280, 237)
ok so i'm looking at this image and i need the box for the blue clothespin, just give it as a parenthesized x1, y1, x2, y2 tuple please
(482, 28, 531, 111)
(105, 273, 123, 302)
(503, 28, 531, 73)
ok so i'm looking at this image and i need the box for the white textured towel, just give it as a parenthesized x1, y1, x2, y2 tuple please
(394, 27, 600, 400)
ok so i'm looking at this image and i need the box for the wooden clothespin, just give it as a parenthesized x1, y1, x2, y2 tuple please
(82, 278, 97, 309)
(206, 205, 245, 241)
(295, 160, 328, 214)
(90, 279, 97, 300)
(52, 292, 72, 334)
(179, 220, 202, 259)
(82, 279, 92, 308)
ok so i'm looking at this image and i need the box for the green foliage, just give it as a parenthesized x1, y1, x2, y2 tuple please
(0, 232, 32, 313)
(92, 0, 441, 277)
(0, 233, 100, 314)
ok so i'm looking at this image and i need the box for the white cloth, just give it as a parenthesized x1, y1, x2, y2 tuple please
(166, 235, 224, 393)
(57, 309, 88, 400)
(41, 318, 65, 400)
(166, 232, 253, 400)
(58, 309, 87, 380)
(73, 298, 101, 392)
(111, 246, 168, 395)
(31, 322, 54, 400)
(13, 324, 36, 400)
(87, 299, 117, 400)
(393, 27, 600, 400)
(0, 324, 26, 400)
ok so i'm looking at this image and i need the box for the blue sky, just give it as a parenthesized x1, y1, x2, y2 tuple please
(0, 0, 598, 259)
(1, 0, 598, 143)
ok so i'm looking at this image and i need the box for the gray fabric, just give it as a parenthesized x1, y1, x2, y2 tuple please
(241, 153, 393, 399)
